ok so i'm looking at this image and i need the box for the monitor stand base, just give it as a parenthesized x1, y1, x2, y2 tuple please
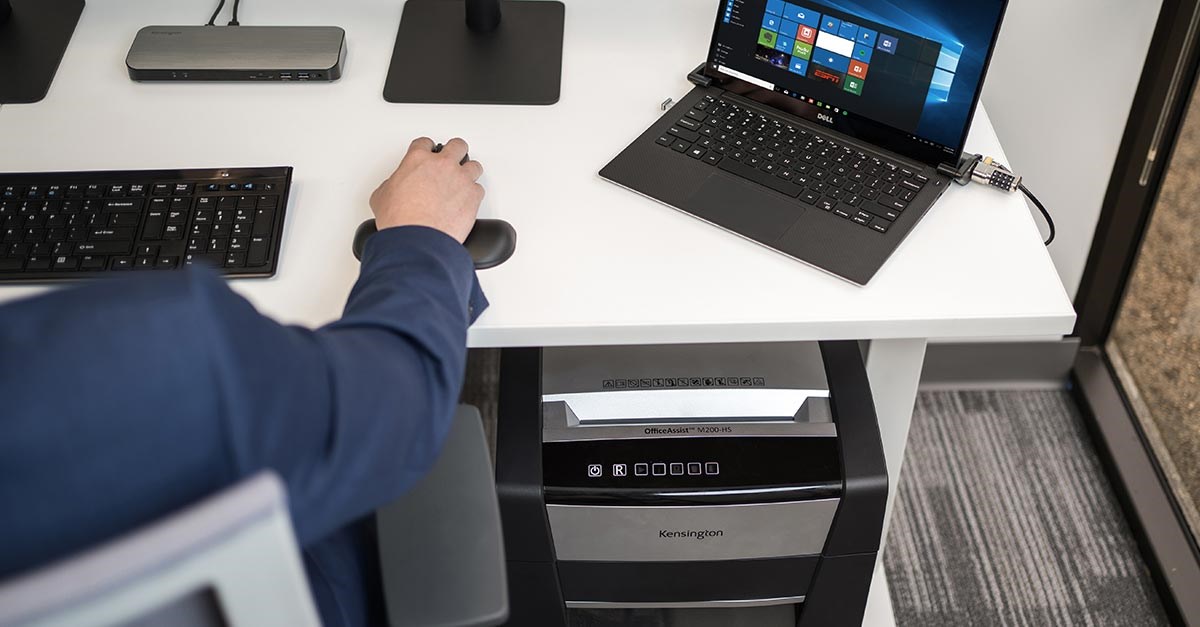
(383, 0, 564, 106)
(0, 0, 85, 104)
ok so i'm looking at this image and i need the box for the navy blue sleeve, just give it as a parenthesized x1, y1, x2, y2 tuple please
(195, 225, 488, 545)
(0, 225, 487, 578)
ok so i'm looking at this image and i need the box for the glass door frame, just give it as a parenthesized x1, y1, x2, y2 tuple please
(1072, 0, 1200, 622)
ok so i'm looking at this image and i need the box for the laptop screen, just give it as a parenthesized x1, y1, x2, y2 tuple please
(703, 0, 1007, 167)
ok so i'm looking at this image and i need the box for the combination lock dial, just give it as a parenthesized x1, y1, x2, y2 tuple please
(970, 156, 1021, 192)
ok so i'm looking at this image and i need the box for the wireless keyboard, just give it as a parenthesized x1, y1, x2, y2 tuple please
(0, 167, 291, 282)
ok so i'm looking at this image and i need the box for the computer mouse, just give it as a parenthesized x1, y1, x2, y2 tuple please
(352, 218, 516, 270)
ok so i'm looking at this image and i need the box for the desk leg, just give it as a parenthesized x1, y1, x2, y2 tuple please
(863, 338, 927, 561)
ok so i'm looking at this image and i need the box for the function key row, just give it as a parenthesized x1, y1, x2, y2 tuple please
(3, 181, 279, 200)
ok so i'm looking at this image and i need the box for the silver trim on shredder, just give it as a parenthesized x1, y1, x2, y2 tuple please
(541, 398, 836, 442)
(564, 595, 806, 609)
(546, 499, 840, 562)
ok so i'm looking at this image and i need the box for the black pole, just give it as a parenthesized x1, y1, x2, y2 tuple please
(466, 0, 501, 33)
(0, 0, 12, 25)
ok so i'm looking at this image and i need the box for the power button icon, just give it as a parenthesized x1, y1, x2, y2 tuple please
(587, 464, 603, 478)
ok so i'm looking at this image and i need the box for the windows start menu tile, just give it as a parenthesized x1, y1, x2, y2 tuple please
(738, 0, 954, 134)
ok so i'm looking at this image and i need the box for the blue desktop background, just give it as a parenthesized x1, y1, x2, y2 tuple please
(819, 0, 1005, 147)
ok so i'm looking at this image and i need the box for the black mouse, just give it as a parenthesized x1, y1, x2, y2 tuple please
(352, 218, 516, 269)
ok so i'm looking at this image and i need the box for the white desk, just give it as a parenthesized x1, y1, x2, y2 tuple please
(0, 0, 1075, 623)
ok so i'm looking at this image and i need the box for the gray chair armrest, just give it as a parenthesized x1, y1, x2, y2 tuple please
(377, 405, 509, 627)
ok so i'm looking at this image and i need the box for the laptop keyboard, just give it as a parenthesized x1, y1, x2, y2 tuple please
(654, 95, 928, 234)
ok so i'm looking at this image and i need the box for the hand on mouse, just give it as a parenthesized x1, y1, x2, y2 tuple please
(369, 137, 485, 243)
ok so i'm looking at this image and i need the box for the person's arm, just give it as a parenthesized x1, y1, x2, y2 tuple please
(207, 137, 489, 544)
(201, 229, 485, 545)
(0, 137, 488, 577)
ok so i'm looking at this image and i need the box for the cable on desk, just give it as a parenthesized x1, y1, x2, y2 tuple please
(1019, 183, 1055, 246)
(229, 0, 241, 26)
(206, 0, 226, 26)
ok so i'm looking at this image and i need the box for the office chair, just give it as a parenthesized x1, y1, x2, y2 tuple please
(0, 406, 508, 627)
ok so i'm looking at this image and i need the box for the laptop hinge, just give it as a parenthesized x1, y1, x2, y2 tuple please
(937, 153, 982, 186)
(687, 63, 713, 88)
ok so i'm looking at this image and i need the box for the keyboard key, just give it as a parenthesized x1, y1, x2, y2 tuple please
(832, 206, 852, 219)
(247, 236, 270, 266)
(870, 221, 890, 233)
(667, 126, 699, 143)
(655, 134, 672, 147)
(866, 206, 900, 221)
(135, 255, 155, 269)
(0, 258, 23, 272)
(104, 199, 143, 212)
(671, 140, 690, 153)
(702, 153, 723, 166)
(901, 179, 923, 192)
(152, 184, 172, 196)
(26, 256, 51, 271)
(142, 211, 166, 239)
(111, 256, 134, 270)
(76, 241, 132, 255)
(108, 212, 140, 228)
(687, 147, 706, 159)
(185, 253, 223, 268)
(89, 228, 134, 241)
(81, 255, 106, 270)
(156, 256, 178, 269)
(225, 251, 247, 267)
(880, 198, 908, 212)
(676, 118, 701, 131)
(52, 256, 79, 270)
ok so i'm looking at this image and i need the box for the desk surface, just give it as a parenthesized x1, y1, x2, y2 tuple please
(0, 0, 1075, 347)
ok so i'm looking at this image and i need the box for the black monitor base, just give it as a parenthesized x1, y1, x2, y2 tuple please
(383, 0, 564, 106)
(0, 0, 85, 104)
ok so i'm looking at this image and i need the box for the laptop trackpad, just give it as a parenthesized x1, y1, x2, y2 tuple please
(685, 175, 802, 244)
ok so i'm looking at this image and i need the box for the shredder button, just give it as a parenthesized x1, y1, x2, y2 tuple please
(687, 462, 702, 475)
(634, 463, 649, 476)
(705, 462, 720, 475)
(669, 463, 684, 475)
(652, 463, 667, 476)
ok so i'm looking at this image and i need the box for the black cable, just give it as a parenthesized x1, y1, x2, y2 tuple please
(228, 0, 241, 26)
(1018, 183, 1055, 246)
(206, 0, 226, 25)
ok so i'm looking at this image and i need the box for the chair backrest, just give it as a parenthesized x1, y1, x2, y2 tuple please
(0, 472, 321, 627)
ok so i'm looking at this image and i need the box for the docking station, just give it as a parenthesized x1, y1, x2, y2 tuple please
(126, 25, 346, 82)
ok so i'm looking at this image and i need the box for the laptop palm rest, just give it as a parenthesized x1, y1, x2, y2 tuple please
(685, 174, 803, 245)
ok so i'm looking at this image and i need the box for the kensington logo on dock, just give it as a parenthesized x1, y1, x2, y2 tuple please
(602, 376, 766, 390)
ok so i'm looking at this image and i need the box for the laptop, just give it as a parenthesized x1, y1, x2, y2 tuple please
(600, 0, 1008, 285)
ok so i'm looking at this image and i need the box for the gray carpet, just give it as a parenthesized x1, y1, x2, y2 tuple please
(885, 390, 1167, 626)
(462, 352, 1167, 625)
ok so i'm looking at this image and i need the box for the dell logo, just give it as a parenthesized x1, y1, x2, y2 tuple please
(817, 113, 835, 125)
